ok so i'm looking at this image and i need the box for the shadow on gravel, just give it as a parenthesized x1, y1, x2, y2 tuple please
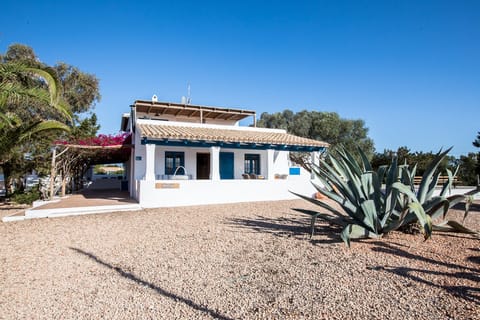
(467, 247, 480, 265)
(228, 212, 342, 244)
(368, 242, 480, 303)
(70, 247, 234, 320)
(453, 201, 480, 212)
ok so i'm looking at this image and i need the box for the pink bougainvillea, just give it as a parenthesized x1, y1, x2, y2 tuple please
(56, 132, 131, 147)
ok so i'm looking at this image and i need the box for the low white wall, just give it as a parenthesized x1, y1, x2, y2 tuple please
(137, 176, 318, 208)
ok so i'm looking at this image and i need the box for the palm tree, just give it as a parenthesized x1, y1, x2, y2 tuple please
(0, 63, 72, 196)
(0, 63, 71, 162)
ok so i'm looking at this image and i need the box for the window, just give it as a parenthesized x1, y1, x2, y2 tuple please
(165, 152, 185, 175)
(244, 154, 260, 174)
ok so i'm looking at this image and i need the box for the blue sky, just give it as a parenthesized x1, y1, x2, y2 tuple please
(1, 0, 479, 157)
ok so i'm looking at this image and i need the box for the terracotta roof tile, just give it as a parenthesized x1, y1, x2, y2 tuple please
(138, 124, 329, 148)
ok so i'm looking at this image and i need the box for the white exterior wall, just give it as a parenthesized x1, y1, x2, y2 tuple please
(130, 118, 320, 207)
(134, 132, 147, 180)
(135, 111, 243, 126)
(273, 151, 290, 175)
(138, 178, 318, 208)
(133, 145, 291, 181)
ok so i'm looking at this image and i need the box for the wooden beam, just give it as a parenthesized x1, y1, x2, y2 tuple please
(213, 112, 224, 119)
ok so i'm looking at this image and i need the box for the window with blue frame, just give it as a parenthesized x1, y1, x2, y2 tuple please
(244, 154, 260, 174)
(165, 151, 185, 175)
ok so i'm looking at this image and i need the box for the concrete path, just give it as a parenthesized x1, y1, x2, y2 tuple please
(2, 189, 141, 222)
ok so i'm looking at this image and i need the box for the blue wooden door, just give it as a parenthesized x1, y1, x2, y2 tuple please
(220, 152, 234, 179)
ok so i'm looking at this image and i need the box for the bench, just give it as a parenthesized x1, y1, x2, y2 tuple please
(413, 176, 461, 187)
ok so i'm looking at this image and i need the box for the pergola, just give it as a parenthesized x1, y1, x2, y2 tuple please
(48, 133, 132, 198)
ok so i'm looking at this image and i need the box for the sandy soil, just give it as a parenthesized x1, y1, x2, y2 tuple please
(1, 199, 479, 319)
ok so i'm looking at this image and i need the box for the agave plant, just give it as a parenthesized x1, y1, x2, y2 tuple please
(292, 148, 433, 246)
(292, 147, 478, 247)
(393, 147, 478, 234)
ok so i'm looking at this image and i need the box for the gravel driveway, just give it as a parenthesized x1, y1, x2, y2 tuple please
(1, 200, 479, 319)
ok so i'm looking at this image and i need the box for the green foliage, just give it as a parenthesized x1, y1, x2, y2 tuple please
(473, 131, 480, 179)
(371, 146, 455, 177)
(54, 63, 101, 114)
(0, 44, 101, 194)
(457, 153, 478, 186)
(293, 147, 478, 247)
(11, 189, 41, 205)
(71, 113, 100, 139)
(3, 44, 38, 64)
(257, 109, 374, 160)
(0, 63, 72, 163)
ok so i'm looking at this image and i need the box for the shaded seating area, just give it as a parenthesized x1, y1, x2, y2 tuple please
(242, 174, 266, 179)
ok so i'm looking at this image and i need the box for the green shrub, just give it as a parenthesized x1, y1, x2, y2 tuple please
(11, 189, 41, 205)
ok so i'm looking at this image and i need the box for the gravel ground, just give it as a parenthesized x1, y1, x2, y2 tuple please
(1, 199, 479, 320)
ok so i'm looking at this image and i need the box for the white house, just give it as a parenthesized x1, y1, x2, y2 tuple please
(122, 99, 328, 207)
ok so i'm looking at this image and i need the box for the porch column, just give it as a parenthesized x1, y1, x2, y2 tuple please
(210, 146, 220, 181)
(310, 151, 320, 179)
(145, 143, 156, 180)
(266, 149, 275, 180)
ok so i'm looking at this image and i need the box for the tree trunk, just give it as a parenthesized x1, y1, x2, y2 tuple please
(49, 148, 56, 200)
(2, 162, 13, 198)
(61, 174, 67, 197)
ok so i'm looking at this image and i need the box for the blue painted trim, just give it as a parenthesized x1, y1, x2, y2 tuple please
(140, 137, 325, 152)
(289, 167, 301, 175)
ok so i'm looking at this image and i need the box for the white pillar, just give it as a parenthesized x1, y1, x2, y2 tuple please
(266, 149, 275, 180)
(145, 144, 156, 181)
(310, 151, 320, 179)
(210, 146, 220, 181)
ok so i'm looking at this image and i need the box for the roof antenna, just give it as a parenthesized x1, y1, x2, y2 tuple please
(187, 83, 191, 104)
(181, 83, 191, 105)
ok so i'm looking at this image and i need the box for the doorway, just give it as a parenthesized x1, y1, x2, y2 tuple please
(196, 153, 210, 179)
(220, 152, 234, 179)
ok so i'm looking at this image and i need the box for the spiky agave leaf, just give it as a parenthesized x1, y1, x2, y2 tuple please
(433, 220, 479, 236)
(417, 147, 452, 203)
(391, 182, 433, 239)
(319, 158, 358, 206)
(439, 167, 457, 197)
(290, 191, 348, 219)
(310, 180, 357, 215)
(462, 188, 480, 222)
(357, 146, 373, 172)
(341, 224, 381, 247)
(289, 192, 354, 237)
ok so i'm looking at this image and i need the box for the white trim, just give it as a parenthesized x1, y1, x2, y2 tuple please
(145, 144, 156, 181)
(266, 149, 275, 180)
(210, 146, 220, 181)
